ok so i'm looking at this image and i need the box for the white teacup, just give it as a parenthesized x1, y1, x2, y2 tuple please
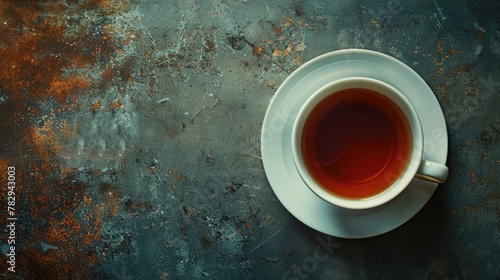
(291, 77, 448, 210)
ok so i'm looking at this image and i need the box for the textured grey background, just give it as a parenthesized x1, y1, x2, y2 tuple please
(1, 0, 498, 279)
(97, 1, 499, 279)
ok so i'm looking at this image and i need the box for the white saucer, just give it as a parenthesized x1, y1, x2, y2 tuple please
(261, 49, 448, 239)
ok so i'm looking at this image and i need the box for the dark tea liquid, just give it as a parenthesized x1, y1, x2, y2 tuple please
(301, 88, 412, 199)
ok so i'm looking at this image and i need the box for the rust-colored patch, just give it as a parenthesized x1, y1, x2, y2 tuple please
(436, 84, 446, 91)
(100, 64, 117, 89)
(183, 205, 191, 219)
(21, 246, 98, 279)
(148, 165, 158, 174)
(172, 169, 184, 190)
(98, 182, 123, 217)
(90, 100, 103, 112)
(432, 41, 464, 68)
(204, 39, 216, 53)
(119, 56, 138, 83)
(0, 159, 7, 182)
(293, 54, 303, 65)
(200, 235, 213, 248)
(433, 57, 446, 66)
(265, 213, 273, 222)
(0, 1, 118, 157)
(86, 0, 132, 14)
(124, 28, 136, 45)
(449, 47, 462, 55)
(470, 170, 478, 183)
(110, 99, 123, 111)
(173, 170, 183, 182)
(21, 168, 102, 278)
(125, 199, 157, 217)
(182, 205, 200, 220)
(52, 77, 91, 102)
(273, 25, 283, 35)
(456, 64, 474, 76)
(272, 48, 284, 58)
(434, 83, 450, 104)
(285, 43, 293, 56)
(461, 139, 472, 148)
(0, 1, 132, 277)
(284, 17, 294, 27)
(253, 45, 266, 56)
(436, 39, 444, 53)
(430, 41, 475, 99)
(244, 220, 252, 229)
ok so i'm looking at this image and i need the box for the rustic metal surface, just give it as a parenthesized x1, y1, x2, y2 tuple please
(0, 0, 498, 279)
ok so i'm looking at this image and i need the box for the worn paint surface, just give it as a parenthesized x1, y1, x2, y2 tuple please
(0, 0, 498, 279)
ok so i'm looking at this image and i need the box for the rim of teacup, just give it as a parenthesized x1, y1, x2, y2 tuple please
(291, 77, 424, 210)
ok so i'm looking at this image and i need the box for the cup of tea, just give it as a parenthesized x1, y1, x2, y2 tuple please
(291, 77, 449, 210)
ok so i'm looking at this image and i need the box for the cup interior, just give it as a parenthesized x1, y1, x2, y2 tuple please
(291, 77, 423, 209)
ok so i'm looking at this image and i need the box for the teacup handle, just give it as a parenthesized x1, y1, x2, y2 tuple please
(415, 160, 449, 184)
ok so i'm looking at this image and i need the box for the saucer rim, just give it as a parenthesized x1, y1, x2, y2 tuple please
(261, 49, 448, 238)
